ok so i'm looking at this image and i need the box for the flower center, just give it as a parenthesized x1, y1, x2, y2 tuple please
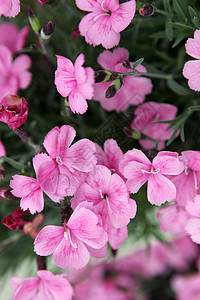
(93, 1, 111, 22)
(55, 156, 63, 165)
(141, 165, 160, 175)
(64, 229, 77, 248)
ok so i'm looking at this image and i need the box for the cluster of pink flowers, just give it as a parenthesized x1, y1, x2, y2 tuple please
(0, 23, 31, 103)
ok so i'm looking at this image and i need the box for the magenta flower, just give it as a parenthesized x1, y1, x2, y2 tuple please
(131, 101, 178, 150)
(183, 29, 200, 91)
(185, 195, 200, 244)
(0, 95, 28, 130)
(11, 270, 73, 300)
(10, 153, 67, 214)
(95, 139, 124, 177)
(71, 165, 137, 248)
(0, 0, 20, 18)
(120, 149, 184, 205)
(0, 45, 31, 102)
(34, 203, 108, 269)
(0, 23, 29, 54)
(75, 0, 136, 49)
(93, 48, 153, 112)
(55, 54, 94, 114)
(39, 125, 97, 196)
(172, 151, 200, 206)
(172, 273, 200, 300)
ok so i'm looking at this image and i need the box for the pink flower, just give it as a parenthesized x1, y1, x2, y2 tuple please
(183, 29, 200, 91)
(34, 203, 108, 269)
(0, 23, 29, 54)
(11, 270, 73, 300)
(93, 48, 153, 112)
(10, 153, 66, 214)
(120, 149, 184, 205)
(95, 139, 124, 177)
(0, 95, 28, 130)
(2, 207, 29, 231)
(172, 273, 200, 300)
(71, 165, 137, 248)
(172, 151, 200, 206)
(75, 0, 136, 49)
(131, 101, 178, 150)
(39, 125, 97, 196)
(0, 45, 31, 102)
(185, 195, 200, 244)
(55, 54, 94, 114)
(0, 0, 20, 18)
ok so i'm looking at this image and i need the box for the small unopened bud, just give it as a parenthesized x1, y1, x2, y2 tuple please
(139, 4, 154, 16)
(122, 60, 131, 69)
(40, 21, 55, 40)
(95, 70, 113, 83)
(28, 7, 41, 33)
(131, 129, 141, 140)
(105, 78, 123, 98)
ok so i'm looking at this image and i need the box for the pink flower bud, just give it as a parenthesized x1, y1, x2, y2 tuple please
(0, 95, 29, 130)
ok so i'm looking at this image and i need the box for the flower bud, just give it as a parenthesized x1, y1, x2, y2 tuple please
(139, 4, 154, 16)
(28, 7, 41, 33)
(0, 95, 29, 130)
(105, 78, 123, 98)
(40, 21, 55, 40)
(95, 70, 113, 83)
(122, 60, 131, 69)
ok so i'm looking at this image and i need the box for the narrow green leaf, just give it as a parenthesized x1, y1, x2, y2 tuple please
(132, 58, 144, 70)
(165, 21, 173, 41)
(188, 6, 198, 19)
(1, 156, 25, 170)
(166, 130, 178, 146)
(173, 0, 188, 23)
(163, 0, 172, 13)
(172, 33, 187, 48)
(188, 105, 200, 111)
(149, 31, 166, 39)
(169, 22, 195, 32)
(167, 78, 193, 96)
(192, 16, 200, 28)
(180, 124, 185, 142)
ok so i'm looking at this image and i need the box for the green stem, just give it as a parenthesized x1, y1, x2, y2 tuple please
(124, 70, 173, 80)
(155, 8, 168, 16)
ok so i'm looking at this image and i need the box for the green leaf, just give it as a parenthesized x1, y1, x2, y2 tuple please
(180, 124, 185, 142)
(192, 16, 199, 28)
(173, 0, 188, 23)
(149, 31, 167, 39)
(166, 130, 178, 146)
(132, 58, 144, 70)
(167, 78, 194, 96)
(165, 21, 173, 41)
(1, 156, 26, 170)
(169, 22, 195, 32)
(172, 33, 187, 48)
(163, 0, 172, 13)
(188, 5, 198, 19)
(188, 105, 200, 111)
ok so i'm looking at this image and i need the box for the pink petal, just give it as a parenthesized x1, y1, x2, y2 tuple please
(0, 45, 12, 70)
(147, 174, 176, 205)
(185, 218, 200, 244)
(152, 154, 184, 175)
(43, 125, 76, 159)
(74, 54, 86, 85)
(67, 206, 107, 248)
(182, 151, 200, 171)
(185, 30, 200, 59)
(20, 188, 44, 214)
(32, 153, 52, 176)
(56, 55, 74, 73)
(110, 0, 136, 33)
(78, 66, 94, 99)
(11, 278, 39, 300)
(121, 161, 150, 193)
(120, 148, 151, 170)
(183, 60, 200, 91)
(97, 47, 129, 70)
(86, 244, 107, 258)
(34, 225, 65, 255)
(0, 0, 11, 16)
(68, 88, 88, 114)
(109, 173, 129, 203)
(71, 183, 101, 209)
(63, 139, 96, 172)
(75, 0, 101, 11)
(185, 195, 200, 217)
(55, 70, 76, 97)
(53, 235, 90, 269)
(3, 0, 20, 17)
(108, 226, 128, 250)
(86, 165, 112, 193)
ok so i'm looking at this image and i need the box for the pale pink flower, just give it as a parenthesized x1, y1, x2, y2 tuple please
(172, 273, 200, 300)
(39, 125, 97, 196)
(95, 139, 124, 177)
(0, 0, 20, 18)
(0, 23, 29, 54)
(10, 153, 67, 214)
(172, 151, 200, 206)
(34, 202, 108, 269)
(11, 270, 73, 300)
(55, 54, 94, 114)
(75, 0, 136, 49)
(0, 95, 28, 130)
(183, 29, 200, 91)
(93, 48, 153, 112)
(0, 45, 31, 102)
(71, 165, 137, 248)
(157, 204, 189, 236)
(131, 101, 178, 150)
(120, 149, 184, 205)
(185, 195, 200, 244)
